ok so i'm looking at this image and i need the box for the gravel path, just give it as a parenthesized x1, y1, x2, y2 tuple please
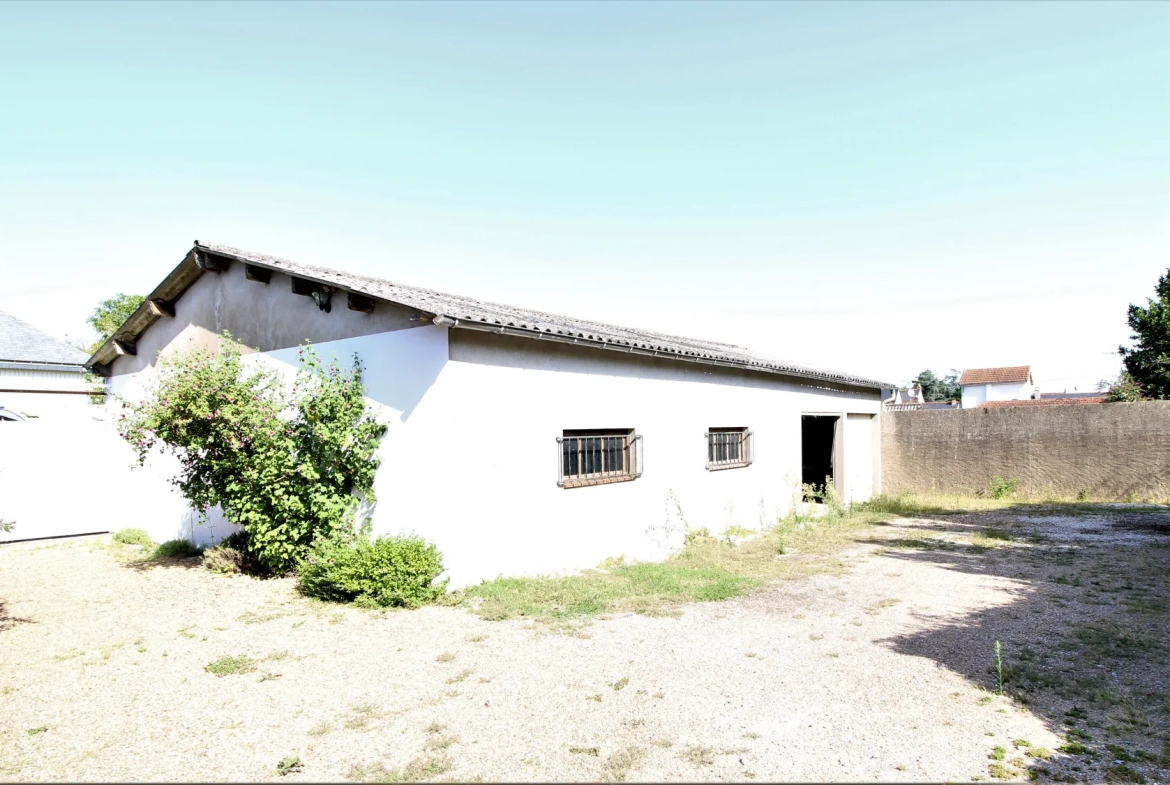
(0, 525, 1078, 782)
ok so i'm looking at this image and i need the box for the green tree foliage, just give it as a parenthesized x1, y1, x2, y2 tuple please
(911, 369, 961, 401)
(1119, 269, 1170, 399)
(87, 294, 145, 352)
(118, 334, 386, 573)
(1101, 371, 1144, 402)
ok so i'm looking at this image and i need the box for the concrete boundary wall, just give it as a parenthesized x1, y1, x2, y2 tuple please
(881, 401, 1170, 500)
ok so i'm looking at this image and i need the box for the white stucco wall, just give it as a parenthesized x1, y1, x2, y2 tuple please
(3, 324, 881, 587)
(0, 366, 95, 418)
(961, 380, 1032, 409)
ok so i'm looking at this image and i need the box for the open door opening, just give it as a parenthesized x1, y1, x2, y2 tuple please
(801, 415, 839, 501)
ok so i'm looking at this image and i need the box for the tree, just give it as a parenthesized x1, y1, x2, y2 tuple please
(1119, 269, 1170, 399)
(86, 293, 145, 353)
(911, 369, 960, 401)
(118, 334, 386, 573)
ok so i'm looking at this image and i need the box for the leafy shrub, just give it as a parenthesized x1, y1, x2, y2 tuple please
(154, 539, 203, 559)
(202, 531, 268, 575)
(988, 475, 1020, 499)
(113, 528, 153, 547)
(118, 335, 385, 574)
(297, 533, 448, 609)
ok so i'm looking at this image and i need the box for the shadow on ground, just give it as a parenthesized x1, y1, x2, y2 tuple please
(863, 504, 1170, 782)
(0, 599, 35, 633)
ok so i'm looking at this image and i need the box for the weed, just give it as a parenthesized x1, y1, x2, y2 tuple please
(1104, 764, 1146, 784)
(1012, 739, 1031, 748)
(424, 722, 445, 734)
(602, 746, 648, 782)
(204, 655, 256, 677)
(308, 721, 333, 736)
(350, 755, 453, 782)
(344, 703, 382, 730)
(989, 476, 1021, 499)
(988, 762, 1014, 780)
(989, 746, 1006, 761)
(435, 652, 455, 663)
(425, 734, 458, 752)
(653, 691, 665, 699)
(238, 608, 288, 625)
(445, 669, 473, 685)
(276, 756, 302, 776)
(995, 641, 1005, 695)
(113, 528, 153, 547)
(612, 677, 629, 691)
(587, 694, 602, 703)
(569, 747, 600, 756)
(465, 634, 488, 643)
(651, 739, 673, 748)
(178, 625, 197, 639)
(329, 613, 344, 624)
(864, 598, 901, 615)
(809, 633, 824, 641)
(681, 745, 716, 766)
(26, 726, 47, 736)
(154, 539, 203, 559)
(1059, 742, 1090, 755)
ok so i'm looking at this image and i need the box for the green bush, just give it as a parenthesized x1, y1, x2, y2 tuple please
(297, 533, 448, 609)
(202, 531, 268, 575)
(113, 528, 153, 547)
(154, 539, 204, 559)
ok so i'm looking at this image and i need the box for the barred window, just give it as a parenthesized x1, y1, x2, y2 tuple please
(557, 429, 642, 488)
(706, 427, 753, 470)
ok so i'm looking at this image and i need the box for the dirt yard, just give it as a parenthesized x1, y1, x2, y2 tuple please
(1, 505, 1167, 782)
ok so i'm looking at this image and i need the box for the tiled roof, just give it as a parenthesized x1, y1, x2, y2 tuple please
(981, 397, 1106, 408)
(0, 309, 88, 366)
(960, 366, 1031, 385)
(144, 242, 886, 390)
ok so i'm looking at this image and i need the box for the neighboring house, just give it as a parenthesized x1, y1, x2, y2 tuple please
(959, 366, 1036, 409)
(882, 385, 924, 411)
(79, 241, 887, 586)
(0, 309, 92, 417)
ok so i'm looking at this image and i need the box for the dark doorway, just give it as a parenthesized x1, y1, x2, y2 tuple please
(801, 415, 838, 500)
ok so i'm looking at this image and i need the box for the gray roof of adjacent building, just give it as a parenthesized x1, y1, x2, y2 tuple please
(88, 241, 891, 390)
(0, 309, 88, 368)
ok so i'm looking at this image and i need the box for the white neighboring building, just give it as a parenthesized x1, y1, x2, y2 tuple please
(0, 309, 93, 419)
(959, 366, 1036, 408)
(6, 242, 888, 584)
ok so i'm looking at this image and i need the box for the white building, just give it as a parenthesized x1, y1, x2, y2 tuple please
(959, 366, 1036, 408)
(5, 242, 888, 584)
(0, 309, 93, 419)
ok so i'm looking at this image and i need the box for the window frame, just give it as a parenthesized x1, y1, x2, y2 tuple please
(557, 428, 643, 488)
(705, 427, 753, 471)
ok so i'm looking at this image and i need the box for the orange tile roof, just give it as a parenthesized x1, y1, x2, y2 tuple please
(960, 366, 1031, 385)
(980, 397, 1105, 408)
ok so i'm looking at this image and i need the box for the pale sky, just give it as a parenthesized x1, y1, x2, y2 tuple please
(2, 1, 1168, 391)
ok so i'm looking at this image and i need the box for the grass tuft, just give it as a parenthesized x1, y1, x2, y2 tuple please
(113, 528, 153, 547)
(204, 655, 256, 677)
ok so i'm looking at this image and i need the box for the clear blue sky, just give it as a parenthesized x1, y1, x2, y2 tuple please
(2, 1, 1168, 389)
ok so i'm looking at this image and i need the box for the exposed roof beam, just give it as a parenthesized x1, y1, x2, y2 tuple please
(244, 264, 272, 284)
(347, 292, 374, 314)
(148, 299, 174, 318)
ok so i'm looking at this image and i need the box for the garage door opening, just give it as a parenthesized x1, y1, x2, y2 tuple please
(801, 415, 839, 501)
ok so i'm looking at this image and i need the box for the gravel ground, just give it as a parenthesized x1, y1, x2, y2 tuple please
(3, 510, 1161, 783)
